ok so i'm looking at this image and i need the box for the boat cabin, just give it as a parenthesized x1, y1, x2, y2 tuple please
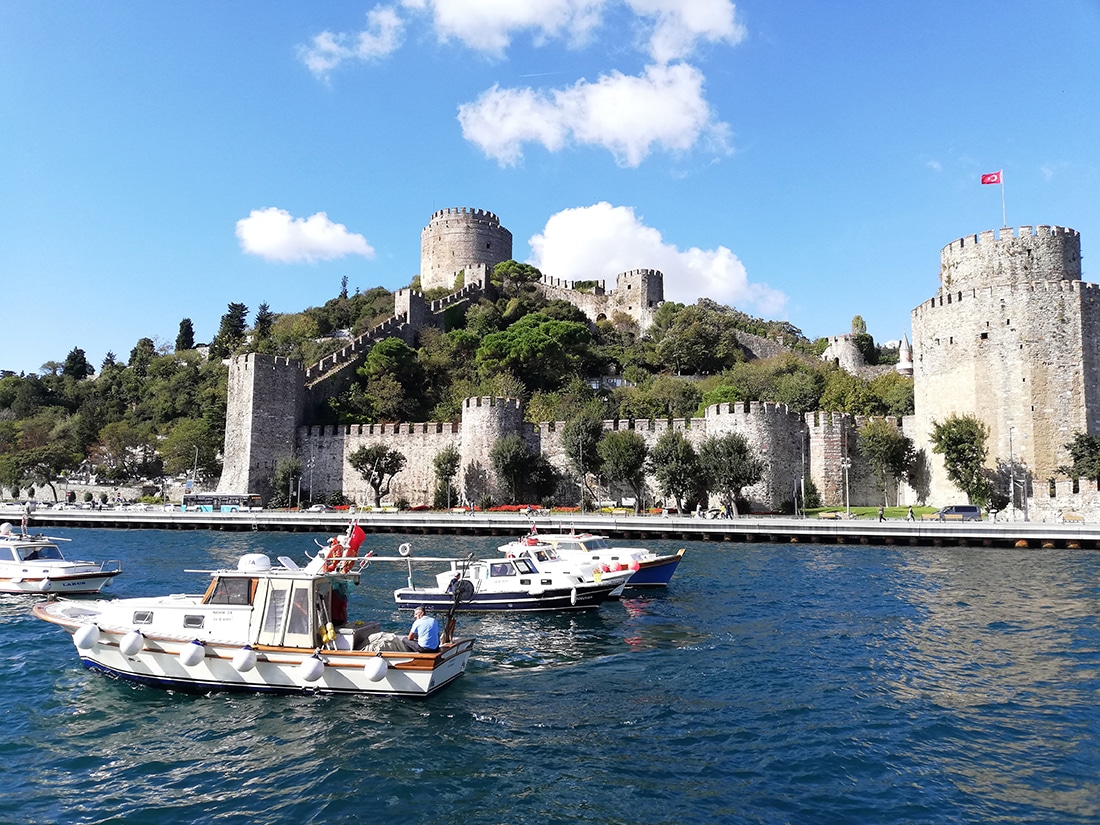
(1, 542, 65, 563)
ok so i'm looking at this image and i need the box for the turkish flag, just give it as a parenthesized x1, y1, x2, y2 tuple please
(348, 524, 366, 553)
(981, 171, 1002, 185)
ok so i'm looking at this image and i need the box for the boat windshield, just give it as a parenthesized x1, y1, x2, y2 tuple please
(18, 545, 63, 562)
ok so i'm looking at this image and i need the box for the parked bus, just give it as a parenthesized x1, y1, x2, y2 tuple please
(181, 493, 262, 513)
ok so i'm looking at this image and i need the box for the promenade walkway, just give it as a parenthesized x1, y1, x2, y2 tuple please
(6, 506, 1097, 550)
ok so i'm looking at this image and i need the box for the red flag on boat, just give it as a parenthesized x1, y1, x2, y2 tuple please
(348, 524, 366, 553)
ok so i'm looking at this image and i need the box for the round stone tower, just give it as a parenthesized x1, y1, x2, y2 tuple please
(911, 225, 1093, 504)
(459, 397, 525, 504)
(420, 207, 513, 292)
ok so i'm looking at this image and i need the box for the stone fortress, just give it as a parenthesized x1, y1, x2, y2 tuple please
(218, 207, 1095, 520)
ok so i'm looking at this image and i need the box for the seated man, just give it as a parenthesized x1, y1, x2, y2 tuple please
(406, 606, 440, 653)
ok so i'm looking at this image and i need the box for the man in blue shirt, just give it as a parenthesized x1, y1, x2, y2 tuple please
(406, 606, 440, 653)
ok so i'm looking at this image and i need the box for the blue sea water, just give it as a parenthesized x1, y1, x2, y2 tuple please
(2, 528, 1099, 824)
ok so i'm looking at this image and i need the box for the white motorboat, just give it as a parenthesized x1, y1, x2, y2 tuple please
(33, 527, 474, 697)
(0, 522, 121, 595)
(392, 541, 625, 612)
(495, 535, 634, 597)
(528, 532, 685, 588)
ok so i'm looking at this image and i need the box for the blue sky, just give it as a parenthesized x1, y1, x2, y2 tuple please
(2, 1, 1098, 375)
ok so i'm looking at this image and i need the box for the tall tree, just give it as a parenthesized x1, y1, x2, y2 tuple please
(561, 411, 605, 507)
(253, 303, 274, 342)
(62, 348, 92, 379)
(698, 432, 764, 516)
(175, 318, 195, 352)
(433, 444, 461, 509)
(857, 419, 913, 505)
(646, 430, 701, 512)
(1059, 433, 1100, 483)
(348, 444, 406, 507)
(597, 429, 648, 512)
(929, 413, 992, 506)
(209, 302, 249, 359)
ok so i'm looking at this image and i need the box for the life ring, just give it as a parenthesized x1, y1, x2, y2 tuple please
(323, 539, 344, 573)
(339, 545, 359, 574)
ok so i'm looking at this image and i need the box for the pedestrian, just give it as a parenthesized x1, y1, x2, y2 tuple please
(878, 505, 885, 522)
(905, 506, 914, 522)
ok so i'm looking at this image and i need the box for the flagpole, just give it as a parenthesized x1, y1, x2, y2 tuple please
(1000, 169, 1006, 227)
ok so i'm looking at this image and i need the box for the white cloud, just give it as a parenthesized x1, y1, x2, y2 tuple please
(404, 0, 606, 55)
(236, 208, 375, 264)
(299, 5, 405, 76)
(458, 62, 729, 166)
(626, 0, 744, 63)
(528, 202, 787, 315)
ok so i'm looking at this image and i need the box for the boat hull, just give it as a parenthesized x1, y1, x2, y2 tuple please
(0, 570, 120, 595)
(394, 582, 620, 612)
(34, 603, 473, 697)
(617, 550, 684, 587)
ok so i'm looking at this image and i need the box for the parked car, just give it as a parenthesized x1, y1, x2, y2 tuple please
(307, 504, 332, 512)
(935, 505, 982, 521)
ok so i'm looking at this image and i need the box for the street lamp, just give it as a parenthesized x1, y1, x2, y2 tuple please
(840, 457, 852, 518)
(1008, 426, 1015, 521)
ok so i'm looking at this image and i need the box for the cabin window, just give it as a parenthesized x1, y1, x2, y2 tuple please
(262, 591, 287, 634)
(287, 585, 312, 635)
(514, 559, 538, 574)
(183, 615, 205, 629)
(541, 579, 553, 586)
(489, 563, 516, 577)
(19, 545, 62, 561)
(520, 579, 531, 585)
(204, 577, 254, 606)
(132, 611, 153, 625)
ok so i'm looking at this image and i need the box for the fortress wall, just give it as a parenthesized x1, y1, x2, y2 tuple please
(300, 421, 461, 507)
(704, 402, 804, 510)
(458, 397, 527, 505)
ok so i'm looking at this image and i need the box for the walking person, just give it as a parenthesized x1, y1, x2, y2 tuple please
(905, 506, 914, 522)
(878, 506, 885, 522)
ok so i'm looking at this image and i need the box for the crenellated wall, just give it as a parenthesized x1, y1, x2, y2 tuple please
(534, 268, 665, 330)
(939, 225, 1081, 291)
(420, 207, 512, 292)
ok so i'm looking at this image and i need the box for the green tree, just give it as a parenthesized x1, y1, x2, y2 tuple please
(490, 434, 529, 504)
(433, 444, 461, 509)
(698, 432, 765, 516)
(175, 319, 195, 352)
(476, 313, 593, 392)
(269, 456, 304, 508)
(254, 303, 275, 342)
(348, 444, 406, 507)
(62, 348, 92, 379)
(561, 410, 605, 507)
(209, 302, 249, 359)
(160, 418, 219, 479)
(1059, 433, 1100, 483)
(857, 418, 914, 505)
(646, 430, 701, 512)
(930, 413, 992, 506)
(597, 430, 648, 512)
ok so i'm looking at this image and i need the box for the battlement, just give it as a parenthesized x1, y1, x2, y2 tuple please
(705, 400, 796, 419)
(426, 207, 502, 226)
(940, 225, 1081, 290)
(462, 396, 522, 412)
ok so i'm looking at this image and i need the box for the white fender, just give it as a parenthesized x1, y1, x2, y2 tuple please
(398, 542, 412, 557)
(570, 587, 578, 606)
(120, 630, 145, 657)
(363, 656, 388, 682)
(232, 646, 257, 673)
(300, 654, 325, 682)
(74, 624, 100, 651)
(179, 640, 206, 667)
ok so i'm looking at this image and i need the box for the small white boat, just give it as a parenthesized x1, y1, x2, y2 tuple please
(0, 522, 121, 595)
(530, 532, 685, 588)
(34, 527, 474, 697)
(496, 535, 634, 597)
(392, 541, 625, 612)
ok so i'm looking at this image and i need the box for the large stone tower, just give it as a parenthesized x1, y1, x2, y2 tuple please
(218, 354, 306, 500)
(420, 207, 513, 292)
(910, 225, 1094, 502)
